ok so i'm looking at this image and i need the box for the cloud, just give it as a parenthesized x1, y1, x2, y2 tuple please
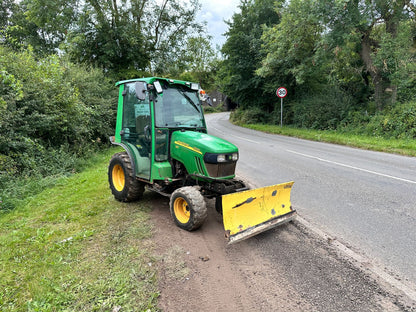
(197, 0, 240, 46)
(202, 0, 239, 17)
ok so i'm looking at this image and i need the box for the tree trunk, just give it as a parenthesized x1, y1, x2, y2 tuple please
(360, 32, 385, 111)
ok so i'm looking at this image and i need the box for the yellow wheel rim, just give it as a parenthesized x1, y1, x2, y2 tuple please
(174, 197, 190, 224)
(112, 164, 125, 192)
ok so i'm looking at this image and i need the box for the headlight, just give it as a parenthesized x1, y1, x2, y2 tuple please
(217, 154, 226, 162)
(204, 153, 238, 164)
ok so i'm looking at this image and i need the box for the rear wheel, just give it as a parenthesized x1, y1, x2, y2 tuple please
(170, 187, 207, 231)
(108, 152, 145, 202)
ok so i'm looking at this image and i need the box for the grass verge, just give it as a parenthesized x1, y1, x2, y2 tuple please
(0, 148, 159, 312)
(235, 123, 416, 157)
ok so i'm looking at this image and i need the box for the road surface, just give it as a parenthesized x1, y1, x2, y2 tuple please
(206, 112, 416, 291)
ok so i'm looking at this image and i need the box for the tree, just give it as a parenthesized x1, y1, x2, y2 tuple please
(66, 0, 203, 78)
(176, 35, 218, 90)
(66, 0, 149, 76)
(2, 0, 204, 78)
(146, 0, 203, 74)
(0, 0, 14, 29)
(257, 0, 325, 93)
(218, 0, 281, 111)
(323, 0, 416, 110)
(2, 0, 78, 55)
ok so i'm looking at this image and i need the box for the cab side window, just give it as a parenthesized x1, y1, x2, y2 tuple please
(122, 83, 151, 148)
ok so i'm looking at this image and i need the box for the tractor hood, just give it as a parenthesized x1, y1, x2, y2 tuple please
(171, 130, 238, 156)
(171, 130, 238, 178)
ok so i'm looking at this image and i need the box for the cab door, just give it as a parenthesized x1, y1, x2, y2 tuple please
(120, 82, 151, 180)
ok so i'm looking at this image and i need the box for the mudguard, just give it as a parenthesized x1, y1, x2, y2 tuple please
(222, 181, 296, 244)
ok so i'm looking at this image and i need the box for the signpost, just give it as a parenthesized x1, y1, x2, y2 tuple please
(276, 87, 287, 127)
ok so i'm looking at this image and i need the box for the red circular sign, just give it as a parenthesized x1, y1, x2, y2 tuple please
(276, 87, 287, 98)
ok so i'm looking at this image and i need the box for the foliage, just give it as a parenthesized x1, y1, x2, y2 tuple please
(0, 148, 159, 311)
(225, 0, 416, 133)
(347, 102, 416, 139)
(257, 0, 325, 91)
(230, 106, 271, 124)
(291, 87, 355, 130)
(1, 0, 78, 55)
(68, 0, 205, 78)
(218, 0, 281, 111)
(320, 0, 416, 110)
(203, 102, 225, 114)
(0, 46, 116, 206)
(0, 0, 14, 29)
(146, 0, 204, 75)
(65, 0, 149, 77)
(372, 21, 416, 104)
(176, 35, 219, 90)
(1, 0, 206, 79)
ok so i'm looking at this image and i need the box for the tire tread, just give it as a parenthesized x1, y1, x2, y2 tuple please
(108, 152, 145, 202)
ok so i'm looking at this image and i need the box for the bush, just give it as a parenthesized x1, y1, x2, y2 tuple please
(291, 88, 354, 130)
(364, 102, 416, 139)
(230, 107, 272, 124)
(0, 47, 115, 172)
(0, 46, 117, 211)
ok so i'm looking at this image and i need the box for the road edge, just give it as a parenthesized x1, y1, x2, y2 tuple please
(241, 175, 416, 308)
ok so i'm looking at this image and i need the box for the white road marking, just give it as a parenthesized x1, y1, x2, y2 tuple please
(286, 149, 416, 185)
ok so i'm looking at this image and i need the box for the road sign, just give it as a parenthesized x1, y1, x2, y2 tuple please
(276, 87, 287, 127)
(276, 87, 287, 98)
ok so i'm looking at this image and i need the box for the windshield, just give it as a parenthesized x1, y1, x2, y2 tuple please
(154, 86, 205, 128)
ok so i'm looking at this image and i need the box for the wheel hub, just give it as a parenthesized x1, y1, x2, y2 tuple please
(174, 197, 190, 224)
(112, 164, 125, 191)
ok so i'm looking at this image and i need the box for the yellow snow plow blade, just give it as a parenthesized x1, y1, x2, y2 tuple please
(222, 181, 296, 244)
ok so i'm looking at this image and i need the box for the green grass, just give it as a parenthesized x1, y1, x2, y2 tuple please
(236, 123, 416, 157)
(0, 148, 159, 312)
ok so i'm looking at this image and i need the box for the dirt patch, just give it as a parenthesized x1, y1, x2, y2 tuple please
(150, 194, 413, 312)
(151, 196, 312, 311)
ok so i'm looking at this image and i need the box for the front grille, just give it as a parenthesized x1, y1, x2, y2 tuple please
(205, 162, 236, 178)
(195, 157, 205, 174)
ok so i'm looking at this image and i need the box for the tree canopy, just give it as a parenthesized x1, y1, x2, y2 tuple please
(0, 0, 214, 79)
(218, 0, 281, 111)
(219, 0, 416, 129)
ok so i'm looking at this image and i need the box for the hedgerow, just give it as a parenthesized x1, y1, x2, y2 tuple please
(0, 46, 117, 211)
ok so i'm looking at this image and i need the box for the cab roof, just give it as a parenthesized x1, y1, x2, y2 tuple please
(115, 77, 197, 88)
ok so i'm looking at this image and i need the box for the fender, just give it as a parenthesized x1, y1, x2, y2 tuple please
(109, 136, 137, 177)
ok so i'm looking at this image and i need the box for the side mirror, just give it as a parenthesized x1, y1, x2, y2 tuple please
(198, 89, 212, 106)
(135, 82, 147, 101)
(206, 96, 213, 107)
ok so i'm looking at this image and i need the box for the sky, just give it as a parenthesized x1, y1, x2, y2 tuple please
(197, 0, 240, 47)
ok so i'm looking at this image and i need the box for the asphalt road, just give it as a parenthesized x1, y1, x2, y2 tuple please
(205, 112, 416, 288)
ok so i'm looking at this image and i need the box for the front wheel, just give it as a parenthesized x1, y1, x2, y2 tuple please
(108, 152, 145, 202)
(169, 187, 207, 231)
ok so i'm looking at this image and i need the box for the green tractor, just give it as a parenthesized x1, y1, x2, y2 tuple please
(108, 77, 296, 244)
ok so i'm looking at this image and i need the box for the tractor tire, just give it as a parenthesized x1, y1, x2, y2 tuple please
(169, 187, 207, 231)
(108, 152, 145, 202)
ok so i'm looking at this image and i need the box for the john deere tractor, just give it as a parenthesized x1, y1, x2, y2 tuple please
(108, 77, 296, 244)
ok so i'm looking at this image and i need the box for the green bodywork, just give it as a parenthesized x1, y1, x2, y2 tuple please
(112, 77, 238, 184)
(171, 130, 237, 178)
